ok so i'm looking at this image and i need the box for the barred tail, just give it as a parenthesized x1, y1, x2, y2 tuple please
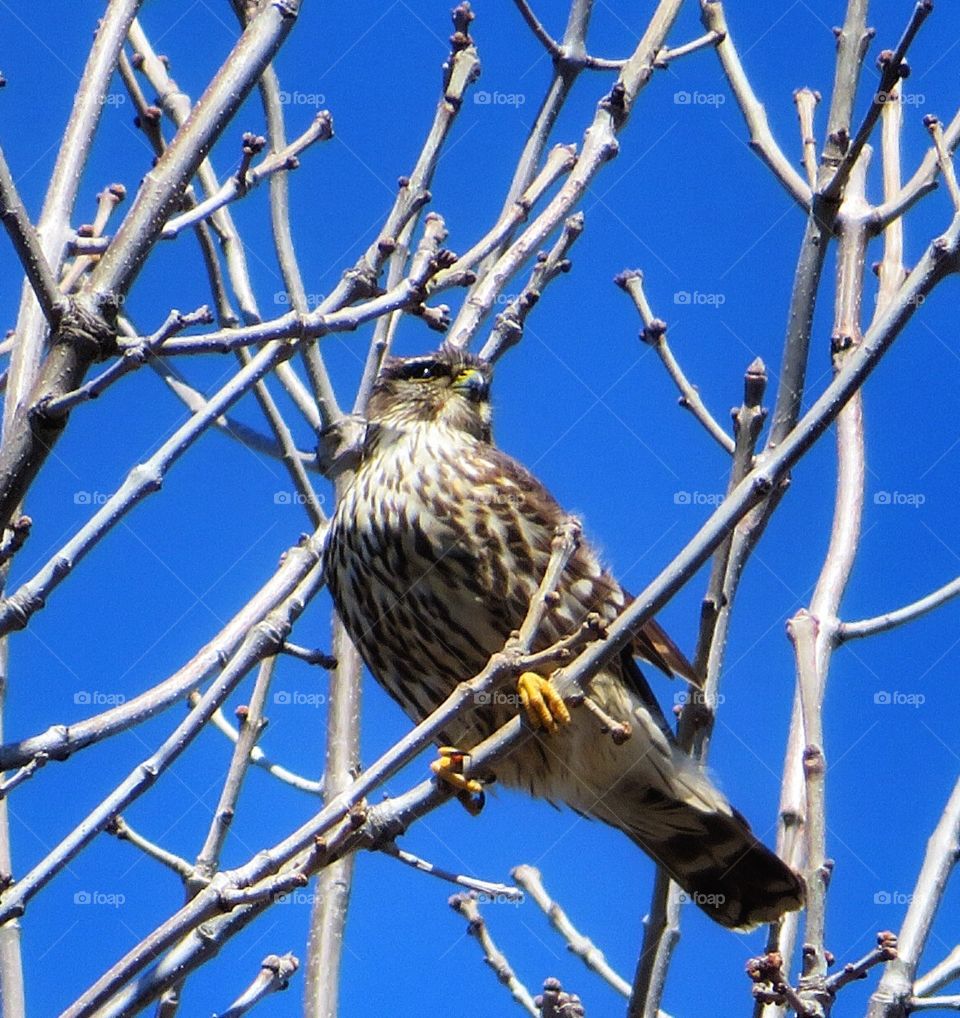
(625, 789, 804, 930)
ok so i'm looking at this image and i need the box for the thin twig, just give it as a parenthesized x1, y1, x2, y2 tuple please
(193, 657, 279, 886)
(924, 115, 960, 213)
(161, 114, 332, 239)
(107, 816, 193, 881)
(382, 843, 522, 901)
(41, 306, 212, 417)
(655, 30, 722, 66)
(795, 88, 821, 191)
(616, 269, 734, 454)
(825, 933, 899, 995)
(916, 946, 960, 998)
(449, 893, 539, 1017)
(822, 1, 933, 203)
(195, 693, 324, 797)
(512, 865, 630, 996)
(0, 147, 65, 328)
(480, 213, 584, 363)
(867, 778, 960, 1018)
(839, 574, 960, 642)
(216, 954, 299, 1018)
(700, 2, 811, 209)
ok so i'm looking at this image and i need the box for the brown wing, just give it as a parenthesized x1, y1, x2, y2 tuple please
(482, 445, 702, 687)
(634, 616, 703, 687)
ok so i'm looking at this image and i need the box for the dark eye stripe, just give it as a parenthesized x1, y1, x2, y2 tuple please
(396, 358, 449, 381)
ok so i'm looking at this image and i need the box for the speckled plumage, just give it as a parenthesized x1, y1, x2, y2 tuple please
(324, 348, 803, 929)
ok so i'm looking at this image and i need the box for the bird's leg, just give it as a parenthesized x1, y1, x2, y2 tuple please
(431, 746, 485, 815)
(517, 671, 571, 734)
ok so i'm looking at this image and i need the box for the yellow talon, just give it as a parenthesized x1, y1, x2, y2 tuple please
(431, 746, 485, 814)
(517, 671, 571, 734)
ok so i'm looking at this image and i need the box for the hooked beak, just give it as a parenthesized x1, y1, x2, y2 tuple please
(452, 367, 489, 403)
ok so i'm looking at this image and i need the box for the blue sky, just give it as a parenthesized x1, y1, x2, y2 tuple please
(1, 1, 960, 1015)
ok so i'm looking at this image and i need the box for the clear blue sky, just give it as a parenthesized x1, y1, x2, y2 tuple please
(1, 2, 959, 1015)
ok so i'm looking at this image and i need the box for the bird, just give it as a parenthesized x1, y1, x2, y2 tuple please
(323, 345, 803, 929)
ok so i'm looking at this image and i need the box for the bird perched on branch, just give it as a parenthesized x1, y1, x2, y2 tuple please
(323, 345, 803, 929)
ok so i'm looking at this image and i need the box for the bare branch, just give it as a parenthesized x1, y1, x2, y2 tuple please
(40, 306, 213, 417)
(839, 574, 960, 642)
(0, 533, 323, 771)
(107, 816, 193, 881)
(795, 88, 821, 191)
(825, 932, 899, 995)
(304, 607, 362, 1018)
(196, 693, 324, 797)
(924, 114, 960, 213)
(867, 777, 960, 1018)
(161, 113, 333, 239)
(700, 2, 812, 208)
(381, 843, 522, 900)
(917, 947, 960, 998)
(512, 864, 630, 997)
(0, 147, 65, 328)
(873, 107, 960, 230)
(822, 2, 933, 203)
(0, 543, 326, 924)
(4, 0, 142, 426)
(217, 953, 299, 1018)
(215, 952, 299, 1018)
(655, 30, 722, 66)
(193, 657, 278, 886)
(449, 893, 539, 1017)
(616, 269, 735, 454)
(511, 0, 625, 70)
(480, 212, 583, 363)
(446, 0, 686, 350)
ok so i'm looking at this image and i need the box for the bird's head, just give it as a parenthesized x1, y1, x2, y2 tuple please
(366, 347, 492, 441)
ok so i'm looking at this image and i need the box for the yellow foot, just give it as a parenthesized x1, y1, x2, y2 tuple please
(517, 671, 571, 734)
(430, 746, 485, 815)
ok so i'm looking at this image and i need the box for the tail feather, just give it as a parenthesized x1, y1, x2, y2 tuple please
(626, 789, 804, 929)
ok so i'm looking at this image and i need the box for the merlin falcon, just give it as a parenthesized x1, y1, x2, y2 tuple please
(323, 346, 803, 929)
